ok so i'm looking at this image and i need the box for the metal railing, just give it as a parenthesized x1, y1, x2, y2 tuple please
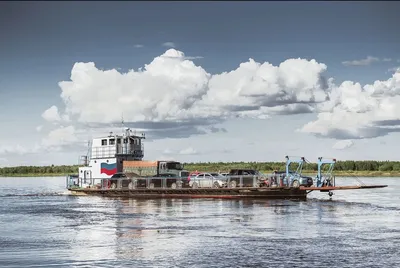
(90, 145, 143, 159)
(66, 174, 297, 190)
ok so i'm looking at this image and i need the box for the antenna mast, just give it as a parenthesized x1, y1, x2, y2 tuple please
(121, 113, 125, 132)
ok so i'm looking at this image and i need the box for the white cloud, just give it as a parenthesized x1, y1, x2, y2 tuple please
(383, 58, 392, 62)
(162, 42, 176, 48)
(47, 49, 331, 140)
(134, 44, 144, 48)
(300, 70, 400, 139)
(342, 56, 380, 66)
(41, 126, 78, 148)
(39, 49, 400, 145)
(202, 58, 329, 117)
(36, 125, 43, 132)
(42, 105, 61, 122)
(57, 49, 210, 124)
(332, 140, 354, 150)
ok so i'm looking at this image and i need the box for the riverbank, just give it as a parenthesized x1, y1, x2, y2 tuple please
(1, 170, 400, 177)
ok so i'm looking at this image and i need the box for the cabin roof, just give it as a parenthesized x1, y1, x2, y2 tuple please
(93, 134, 143, 140)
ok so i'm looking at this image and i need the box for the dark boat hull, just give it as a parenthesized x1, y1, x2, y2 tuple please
(68, 187, 308, 200)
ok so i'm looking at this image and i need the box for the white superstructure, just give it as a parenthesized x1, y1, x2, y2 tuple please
(78, 129, 145, 187)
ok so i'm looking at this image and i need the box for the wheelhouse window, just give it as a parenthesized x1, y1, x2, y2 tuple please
(117, 138, 121, 144)
(109, 138, 115, 145)
(166, 162, 184, 170)
(101, 139, 107, 146)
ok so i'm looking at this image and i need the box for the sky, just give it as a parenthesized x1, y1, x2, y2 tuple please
(1, 1, 400, 167)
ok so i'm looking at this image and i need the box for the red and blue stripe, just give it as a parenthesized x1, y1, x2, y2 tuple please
(100, 162, 117, 176)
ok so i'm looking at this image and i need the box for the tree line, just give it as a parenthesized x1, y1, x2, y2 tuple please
(0, 165, 80, 175)
(1, 160, 400, 176)
(184, 160, 400, 172)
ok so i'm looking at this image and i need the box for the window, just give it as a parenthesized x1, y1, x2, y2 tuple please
(166, 162, 183, 170)
(101, 139, 107, 146)
(123, 138, 128, 144)
(109, 138, 115, 145)
(117, 138, 121, 144)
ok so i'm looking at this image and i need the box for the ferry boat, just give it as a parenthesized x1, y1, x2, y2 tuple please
(66, 129, 388, 200)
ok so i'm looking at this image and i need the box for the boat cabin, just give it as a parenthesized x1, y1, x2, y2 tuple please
(90, 132, 144, 160)
(78, 129, 145, 186)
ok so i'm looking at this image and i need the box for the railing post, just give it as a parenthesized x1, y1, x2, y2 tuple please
(240, 176, 243, 187)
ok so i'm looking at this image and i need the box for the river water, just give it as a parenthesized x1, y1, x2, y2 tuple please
(0, 176, 399, 268)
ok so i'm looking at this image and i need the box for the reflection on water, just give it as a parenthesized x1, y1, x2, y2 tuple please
(0, 177, 399, 267)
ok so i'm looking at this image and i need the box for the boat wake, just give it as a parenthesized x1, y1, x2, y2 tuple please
(0, 191, 73, 198)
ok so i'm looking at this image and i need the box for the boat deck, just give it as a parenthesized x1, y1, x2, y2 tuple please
(300, 185, 388, 191)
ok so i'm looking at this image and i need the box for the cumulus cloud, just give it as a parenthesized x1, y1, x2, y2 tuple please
(45, 49, 331, 142)
(300, 70, 400, 139)
(39, 48, 400, 146)
(0, 125, 83, 156)
(332, 140, 354, 150)
(41, 126, 79, 149)
(342, 56, 380, 66)
(162, 42, 176, 48)
(42, 105, 61, 122)
(202, 58, 329, 117)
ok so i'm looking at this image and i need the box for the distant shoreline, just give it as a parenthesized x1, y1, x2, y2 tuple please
(1, 170, 400, 178)
(1, 161, 400, 177)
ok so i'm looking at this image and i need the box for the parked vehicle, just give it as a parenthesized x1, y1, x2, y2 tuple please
(122, 160, 190, 178)
(260, 171, 313, 187)
(227, 169, 265, 188)
(108, 172, 190, 189)
(135, 173, 191, 189)
(189, 172, 227, 188)
(109, 172, 130, 189)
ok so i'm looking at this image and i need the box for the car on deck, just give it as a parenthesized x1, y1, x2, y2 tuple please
(189, 172, 227, 188)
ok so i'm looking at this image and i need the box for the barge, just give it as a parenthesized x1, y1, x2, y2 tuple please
(66, 129, 387, 200)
